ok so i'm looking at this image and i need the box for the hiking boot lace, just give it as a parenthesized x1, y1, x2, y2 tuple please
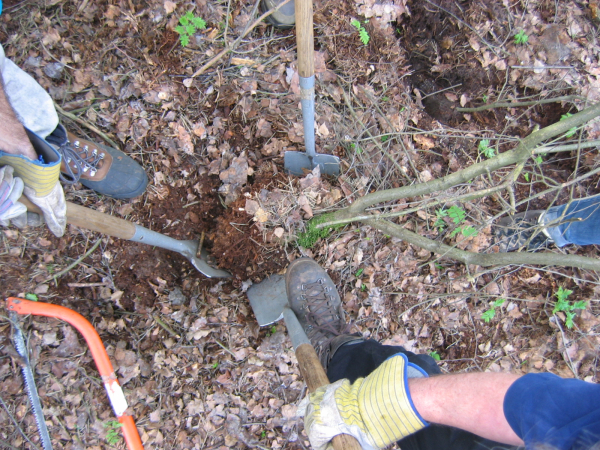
(301, 279, 352, 347)
(57, 139, 105, 185)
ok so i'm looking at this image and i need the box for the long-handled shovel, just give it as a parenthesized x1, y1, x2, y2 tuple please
(247, 275, 361, 450)
(20, 197, 230, 278)
(284, 0, 340, 176)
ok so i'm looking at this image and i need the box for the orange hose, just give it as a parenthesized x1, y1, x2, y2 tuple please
(6, 297, 144, 450)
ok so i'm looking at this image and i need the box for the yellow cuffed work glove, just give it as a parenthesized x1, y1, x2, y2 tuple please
(299, 353, 428, 450)
(0, 128, 66, 237)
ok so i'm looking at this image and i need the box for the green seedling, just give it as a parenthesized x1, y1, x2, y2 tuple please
(212, 361, 219, 369)
(482, 94, 489, 103)
(381, 96, 390, 102)
(350, 142, 363, 155)
(460, 225, 478, 237)
(261, 430, 267, 439)
(104, 420, 123, 446)
(297, 214, 341, 248)
(524, 172, 530, 182)
(351, 19, 370, 45)
(434, 263, 444, 270)
(265, 325, 277, 337)
(478, 139, 495, 158)
(355, 268, 364, 277)
(24, 293, 38, 301)
(381, 134, 390, 143)
(434, 208, 448, 231)
(481, 298, 505, 323)
(514, 30, 529, 45)
(429, 351, 441, 361)
(552, 286, 586, 329)
(361, 283, 367, 292)
(448, 205, 466, 225)
(175, 11, 207, 47)
(560, 113, 577, 138)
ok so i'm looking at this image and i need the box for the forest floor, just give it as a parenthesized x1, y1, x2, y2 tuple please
(1, 0, 600, 448)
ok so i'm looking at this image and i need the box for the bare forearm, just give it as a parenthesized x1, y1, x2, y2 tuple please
(409, 372, 524, 446)
(0, 76, 36, 159)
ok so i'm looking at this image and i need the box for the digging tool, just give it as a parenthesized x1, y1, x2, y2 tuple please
(19, 196, 230, 278)
(247, 275, 361, 450)
(284, 0, 340, 176)
(11, 313, 54, 450)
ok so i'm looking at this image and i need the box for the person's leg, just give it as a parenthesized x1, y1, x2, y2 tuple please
(0, 44, 59, 138)
(328, 339, 521, 450)
(1, 44, 147, 199)
(542, 194, 600, 247)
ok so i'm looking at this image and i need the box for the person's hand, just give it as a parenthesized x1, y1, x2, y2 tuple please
(0, 165, 27, 225)
(297, 353, 429, 450)
(22, 181, 66, 237)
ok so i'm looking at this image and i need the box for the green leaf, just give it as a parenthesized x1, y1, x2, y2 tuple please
(534, 155, 543, 164)
(565, 311, 575, 329)
(478, 139, 495, 158)
(175, 24, 187, 35)
(555, 286, 573, 303)
(185, 23, 195, 34)
(461, 226, 478, 237)
(524, 172, 530, 182)
(179, 33, 190, 47)
(355, 268, 364, 277)
(573, 300, 587, 310)
(447, 205, 466, 225)
(191, 16, 207, 29)
(514, 30, 529, 45)
(429, 351, 441, 361)
(351, 19, 361, 29)
(493, 298, 506, 307)
(24, 293, 38, 301)
(359, 28, 370, 45)
(481, 309, 495, 322)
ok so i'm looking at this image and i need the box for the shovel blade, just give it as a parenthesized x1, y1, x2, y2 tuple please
(246, 274, 288, 326)
(284, 151, 340, 177)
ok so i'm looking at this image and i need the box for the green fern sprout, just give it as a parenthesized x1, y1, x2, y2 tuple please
(351, 19, 370, 45)
(514, 30, 529, 45)
(175, 11, 207, 47)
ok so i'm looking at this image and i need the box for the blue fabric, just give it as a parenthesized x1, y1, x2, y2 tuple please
(504, 373, 600, 449)
(544, 195, 600, 247)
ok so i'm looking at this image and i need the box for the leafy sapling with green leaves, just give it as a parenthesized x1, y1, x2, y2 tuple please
(351, 19, 370, 45)
(104, 420, 123, 446)
(435, 205, 479, 237)
(478, 139, 495, 158)
(514, 30, 529, 45)
(552, 286, 587, 329)
(481, 298, 505, 323)
(175, 11, 207, 47)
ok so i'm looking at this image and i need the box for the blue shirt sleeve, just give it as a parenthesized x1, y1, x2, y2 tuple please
(503, 373, 600, 450)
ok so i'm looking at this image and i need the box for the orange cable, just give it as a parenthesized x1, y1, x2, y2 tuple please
(6, 297, 144, 450)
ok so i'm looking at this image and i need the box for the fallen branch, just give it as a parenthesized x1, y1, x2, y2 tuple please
(457, 95, 584, 113)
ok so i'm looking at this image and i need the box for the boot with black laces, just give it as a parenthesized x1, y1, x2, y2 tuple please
(285, 257, 363, 369)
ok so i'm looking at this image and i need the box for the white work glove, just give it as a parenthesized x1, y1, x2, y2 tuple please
(22, 181, 66, 237)
(0, 165, 27, 225)
(297, 353, 429, 450)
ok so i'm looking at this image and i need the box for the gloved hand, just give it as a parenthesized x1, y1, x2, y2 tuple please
(298, 353, 429, 450)
(0, 165, 27, 225)
(22, 181, 66, 237)
(0, 128, 66, 237)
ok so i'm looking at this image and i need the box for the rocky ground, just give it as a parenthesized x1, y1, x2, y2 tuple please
(1, 0, 599, 448)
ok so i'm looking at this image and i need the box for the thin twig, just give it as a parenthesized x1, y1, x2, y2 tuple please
(44, 238, 102, 285)
(191, 0, 292, 78)
(0, 394, 41, 450)
(152, 314, 181, 339)
(457, 95, 583, 113)
(213, 339, 237, 358)
(54, 104, 120, 149)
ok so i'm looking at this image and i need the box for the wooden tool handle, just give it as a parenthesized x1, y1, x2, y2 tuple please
(20, 196, 137, 240)
(296, 0, 314, 78)
(296, 343, 363, 450)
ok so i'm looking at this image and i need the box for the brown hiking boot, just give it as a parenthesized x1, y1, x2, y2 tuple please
(46, 124, 148, 199)
(285, 257, 362, 368)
